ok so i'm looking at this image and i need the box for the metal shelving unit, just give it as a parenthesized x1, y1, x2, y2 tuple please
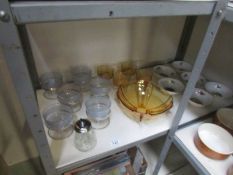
(0, 0, 231, 175)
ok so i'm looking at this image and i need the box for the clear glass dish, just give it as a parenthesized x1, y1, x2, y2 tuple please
(85, 96, 111, 129)
(87, 111, 111, 129)
(71, 65, 92, 92)
(40, 72, 63, 99)
(42, 103, 74, 131)
(48, 125, 73, 140)
(117, 80, 173, 121)
(57, 84, 82, 113)
(90, 77, 111, 96)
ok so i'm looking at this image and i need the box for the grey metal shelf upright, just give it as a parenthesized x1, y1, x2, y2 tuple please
(0, 0, 230, 175)
(163, 2, 233, 175)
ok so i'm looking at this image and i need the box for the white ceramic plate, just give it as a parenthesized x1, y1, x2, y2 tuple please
(205, 82, 233, 98)
(181, 72, 206, 86)
(158, 78, 184, 95)
(198, 123, 233, 155)
(171, 61, 193, 72)
(153, 65, 177, 78)
(189, 88, 213, 107)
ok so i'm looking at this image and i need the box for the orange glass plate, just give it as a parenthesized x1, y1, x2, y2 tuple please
(117, 80, 173, 121)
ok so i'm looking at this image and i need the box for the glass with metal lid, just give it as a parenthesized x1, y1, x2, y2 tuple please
(74, 119, 97, 152)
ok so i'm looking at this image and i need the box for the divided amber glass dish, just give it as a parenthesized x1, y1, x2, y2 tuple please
(117, 80, 173, 121)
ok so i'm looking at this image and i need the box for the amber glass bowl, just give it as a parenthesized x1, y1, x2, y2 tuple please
(117, 80, 173, 121)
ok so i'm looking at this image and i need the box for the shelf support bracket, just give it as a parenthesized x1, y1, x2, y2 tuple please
(153, 0, 229, 174)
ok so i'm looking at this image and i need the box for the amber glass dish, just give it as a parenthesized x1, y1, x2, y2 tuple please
(117, 80, 173, 121)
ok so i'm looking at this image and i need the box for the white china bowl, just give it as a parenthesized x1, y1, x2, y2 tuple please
(189, 88, 213, 107)
(198, 123, 233, 155)
(171, 61, 193, 72)
(158, 78, 184, 95)
(205, 82, 233, 98)
(153, 65, 177, 78)
(181, 72, 206, 86)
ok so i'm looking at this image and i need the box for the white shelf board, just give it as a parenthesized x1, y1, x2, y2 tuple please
(175, 119, 233, 175)
(36, 89, 233, 173)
